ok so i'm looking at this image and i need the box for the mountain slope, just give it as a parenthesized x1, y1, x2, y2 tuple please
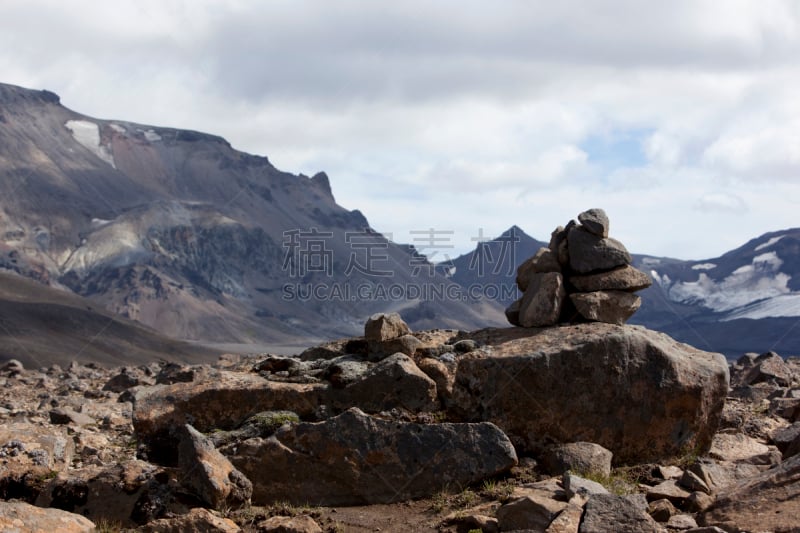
(0, 271, 220, 367)
(0, 82, 504, 348)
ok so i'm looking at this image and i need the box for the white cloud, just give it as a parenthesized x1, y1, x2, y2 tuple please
(0, 0, 799, 260)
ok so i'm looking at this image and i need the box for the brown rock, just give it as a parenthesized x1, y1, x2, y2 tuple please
(135, 507, 240, 532)
(567, 226, 632, 274)
(648, 498, 677, 522)
(646, 479, 690, 506)
(257, 515, 322, 533)
(570, 290, 641, 325)
(0, 501, 95, 532)
(178, 424, 252, 509)
(771, 421, 800, 458)
(708, 433, 777, 465)
(517, 247, 561, 291)
(518, 272, 565, 327)
(370, 333, 422, 360)
(568, 265, 652, 292)
(417, 357, 455, 400)
(364, 312, 411, 341)
(545, 502, 583, 533)
(577, 208, 610, 238)
(334, 353, 438, 413)
(133, 371, 327, 464)
(698, 455, 800, 533)
(228, 407, 517, 505)
(496, 494, 567, 531)
(448, 324, 729, 463)
(684, 491, 714, 513)
(49, 406, 94, 427)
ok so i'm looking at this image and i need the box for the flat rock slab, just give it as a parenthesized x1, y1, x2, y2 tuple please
(698, 454, 800, 532)
(227, 407, 517, 505)
(449, 324, 729, 463)
(133, 370, 328, 463)
(0, 501, 95, 533)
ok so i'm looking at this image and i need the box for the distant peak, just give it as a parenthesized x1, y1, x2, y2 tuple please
(0, 82, 60, 105)
(311, 171, 334, 199)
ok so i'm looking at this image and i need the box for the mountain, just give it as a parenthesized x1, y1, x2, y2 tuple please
(0, 82, 504, 357)
(447, 225, 800, 359)
(0, 271, 220, 368)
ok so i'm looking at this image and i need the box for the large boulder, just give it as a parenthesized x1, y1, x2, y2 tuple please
(570, 290, 642, 325)
(567, 226, 632, 274)
(518, 272, 565, 327)
(227, 407, 517, 505)
(448, 324, 729, 463)
(568, 264, 652, 293)
(364, 312, 411, 341)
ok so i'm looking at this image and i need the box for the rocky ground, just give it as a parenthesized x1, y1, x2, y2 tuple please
(1, 316, 800, 532)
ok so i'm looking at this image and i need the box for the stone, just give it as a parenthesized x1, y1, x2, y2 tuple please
(541, 442, 613, 477)
(648, 498, 677, 522)
(518, 272, 565, 327)
(567, 226, 632, 274)
(49, 406, 94, 426)
(577, 208, 610, 237)
(364, 312, 411, 341)
(698, 454, 800, 532)
(135, 507, 241, 532)
(570, 290, 641, 325)
(771, 421, 800, 458)
(579, 493, 661, 533)
(646, 480, 690, 506)
(687, 459, 763, 493)
(545, 502, 583, 533)
(0, 501, 95, 532)
(453, 339, 479, 353)
(679, 469, 710, 494)
(103, 368, 145, 392)
(568, 265, 652, 293)
(667, 514, 698, 530)
(448, 324, 729, 463)
(177, 424, 252, 509)
(209, 411, 300, 448)
(505, 298, 521, 326)
(517, 247, 561, 291)
(227, 407, 517, 505)
(734, 351, 795, 388)
(563, 473, 610, 499)
(333, 353, 438, 413)
(708, 432, 777, 465)
(417, 357, 455, 400)
(0, 421, 74, 472)
(496, 494, 567, 532)
(450, 514, 499, 533)
(257, 515, 323, 533)
(684, 491, 714, 513)
(370, 334, 422, 360)
(133, 370, 328, 464)
(155, 362, 201, 384)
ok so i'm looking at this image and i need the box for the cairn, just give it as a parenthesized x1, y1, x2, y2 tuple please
(506, 208, 652, 327)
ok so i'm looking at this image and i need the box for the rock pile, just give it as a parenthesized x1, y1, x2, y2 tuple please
(506, 208, 653, 327)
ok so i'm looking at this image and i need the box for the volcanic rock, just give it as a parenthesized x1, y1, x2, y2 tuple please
(227, 407, 517, 505)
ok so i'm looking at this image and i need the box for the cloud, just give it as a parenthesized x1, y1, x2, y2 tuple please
(0, 0, 799, 260)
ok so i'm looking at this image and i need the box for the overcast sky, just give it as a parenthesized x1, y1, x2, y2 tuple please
(2, 0, 799, 260)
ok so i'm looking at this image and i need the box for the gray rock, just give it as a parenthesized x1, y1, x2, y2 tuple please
(646, 480, 690, 506)
(736, 351, 795, 387)
(453, 339, 479, 353)
(667, 514, 698, 530)
(567, 227, 632, 274)
(563, 473, 610, 499)
(541, 442, 613, 477)
(679, 469, 710, 494)
(579, 493, 661, 533)
(570, 290, 641, 325)
(177, 424, 252, 509)
(364, 312, 411, 341)
(517, 247, 561, 291)
(577, 208, 610, 237)
(518, 272, 565, 327)
(228, 407, 517, 505)
(771, 421, 800, 458)
(448, 324, 729, 463)
(568, 265, 652, 293)
(496, 494, 567, 532)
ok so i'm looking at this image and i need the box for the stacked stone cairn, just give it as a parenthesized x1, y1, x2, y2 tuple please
(506, 208, 653, 327)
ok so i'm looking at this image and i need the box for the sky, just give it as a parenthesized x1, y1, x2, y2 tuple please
(1, 0, 799, 260)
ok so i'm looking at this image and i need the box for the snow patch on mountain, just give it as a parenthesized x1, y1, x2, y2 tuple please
(692, 263, 717, 270)
(723, 293, 800, 320)
(665, 251, 795, 315)
(755, 235, 786, 251)
(64, 120, 116, 168)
